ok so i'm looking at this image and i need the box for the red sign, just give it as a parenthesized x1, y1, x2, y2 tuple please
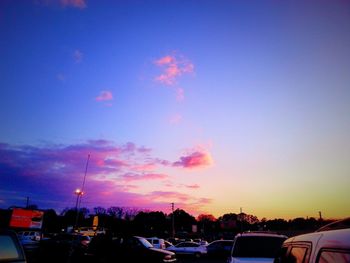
(9, 208, 44, 229)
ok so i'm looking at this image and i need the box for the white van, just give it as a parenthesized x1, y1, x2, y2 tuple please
(275, 218, 350, 263)
(228, 232, 287, 263)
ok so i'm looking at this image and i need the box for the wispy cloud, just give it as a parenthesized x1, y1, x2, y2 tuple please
(184, 184, 200, 189)
(176, 87, 185, 102)
(56, 73, 66, 82)
(95, 90, 113, 102)
(73, 49, 83, 63)
(169, 113, 182, 125)
(36, 0, 87, 9)
(120, 173, 168, 182)
(60, 0, 86, 9)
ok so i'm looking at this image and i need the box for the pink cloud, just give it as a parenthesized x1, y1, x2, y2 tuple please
(148, 191, 192, 202)
(154, 56, 174, 65)
(153, 54, 194, 86)
(173, 150, 213, 169)
(95, 90, 113, 101)
(133, 163, 157, 171)
(60, 0, 86, 8)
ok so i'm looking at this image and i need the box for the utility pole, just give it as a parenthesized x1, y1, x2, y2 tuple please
(240, 207, 243, 233)
(319, 211, 322, 221)
(171, 202, 175, 238)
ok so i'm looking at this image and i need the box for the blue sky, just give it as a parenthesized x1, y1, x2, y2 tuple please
(1, 0, 350, 219)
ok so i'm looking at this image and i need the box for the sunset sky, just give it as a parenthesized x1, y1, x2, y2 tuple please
(1, 0, 349, 220)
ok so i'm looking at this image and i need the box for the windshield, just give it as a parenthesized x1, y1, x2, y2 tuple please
(137, 237, 153, 248)
(232, 236, 285, 258)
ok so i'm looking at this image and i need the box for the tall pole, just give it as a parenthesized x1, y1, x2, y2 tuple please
(75, 154, 90, 230)
(240, 207, 243, 233)
(171, 202, 175, 238)
(78, 154, 90, 209)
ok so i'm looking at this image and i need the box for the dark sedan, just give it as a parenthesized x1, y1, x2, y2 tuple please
(206, 239, 233, 258)
(86, 235, 176, 262)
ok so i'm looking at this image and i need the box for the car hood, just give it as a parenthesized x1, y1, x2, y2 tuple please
(150, 247, 175, 255)
(231, 258, 275, 263)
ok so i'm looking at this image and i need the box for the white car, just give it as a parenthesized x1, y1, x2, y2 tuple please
(166, 241, 207, 258)
(275, 218, 350, 263)
(228, 232, 287, 263)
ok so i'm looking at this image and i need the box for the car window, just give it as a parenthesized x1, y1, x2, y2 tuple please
(317, 250, 350, 263)
(0, 235, 23, 261)
(289, 246, 309, 263)
(137, 237, 153, 248)
(176, 243, 186, 247)
(232, 236, 285, 258)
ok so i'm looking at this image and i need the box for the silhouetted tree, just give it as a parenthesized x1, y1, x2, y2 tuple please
(107, 206, 124, 219)
(134, 211, 167, 236)
(170, 209, 196, 235)
(43, 209, 59, 233)
(94, 207, 107, 215)
(197, 214, 217, 238)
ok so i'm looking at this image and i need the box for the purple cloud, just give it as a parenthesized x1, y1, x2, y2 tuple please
(0, 140, 212, 215)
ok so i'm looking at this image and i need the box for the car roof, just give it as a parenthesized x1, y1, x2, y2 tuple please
(284, 228, 350, 249)
(236, 232, 288, 238)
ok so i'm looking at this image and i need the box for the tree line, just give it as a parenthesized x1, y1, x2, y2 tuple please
(0, 206, 336, 240)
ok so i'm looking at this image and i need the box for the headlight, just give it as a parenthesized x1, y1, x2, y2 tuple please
(163, 254, 176, 262)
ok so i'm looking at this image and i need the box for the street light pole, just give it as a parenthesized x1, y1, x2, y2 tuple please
(74, 154, 90, 231)
(78, 154, 90, 209)
(74, 189, 83, 230)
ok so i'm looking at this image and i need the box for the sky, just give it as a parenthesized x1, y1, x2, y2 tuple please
(1, 0, 350, 220)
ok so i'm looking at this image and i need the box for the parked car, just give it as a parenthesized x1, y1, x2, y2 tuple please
(274, 219, 350, 263)
(39, 233, 90, 262)
(0, 230, 27, 263)
(166, 241, 207, 258)
(164, 240, 174, 248)
(228, 232, 287, 263)
(16, 231, 41, 252)
(85, 235, 176, 262)
(17, 231, 41, 242)
(146, 237, 166, 249)
(206, 239, 233, 258)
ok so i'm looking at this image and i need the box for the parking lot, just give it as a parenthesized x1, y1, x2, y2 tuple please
(178, 258, 226, 263)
